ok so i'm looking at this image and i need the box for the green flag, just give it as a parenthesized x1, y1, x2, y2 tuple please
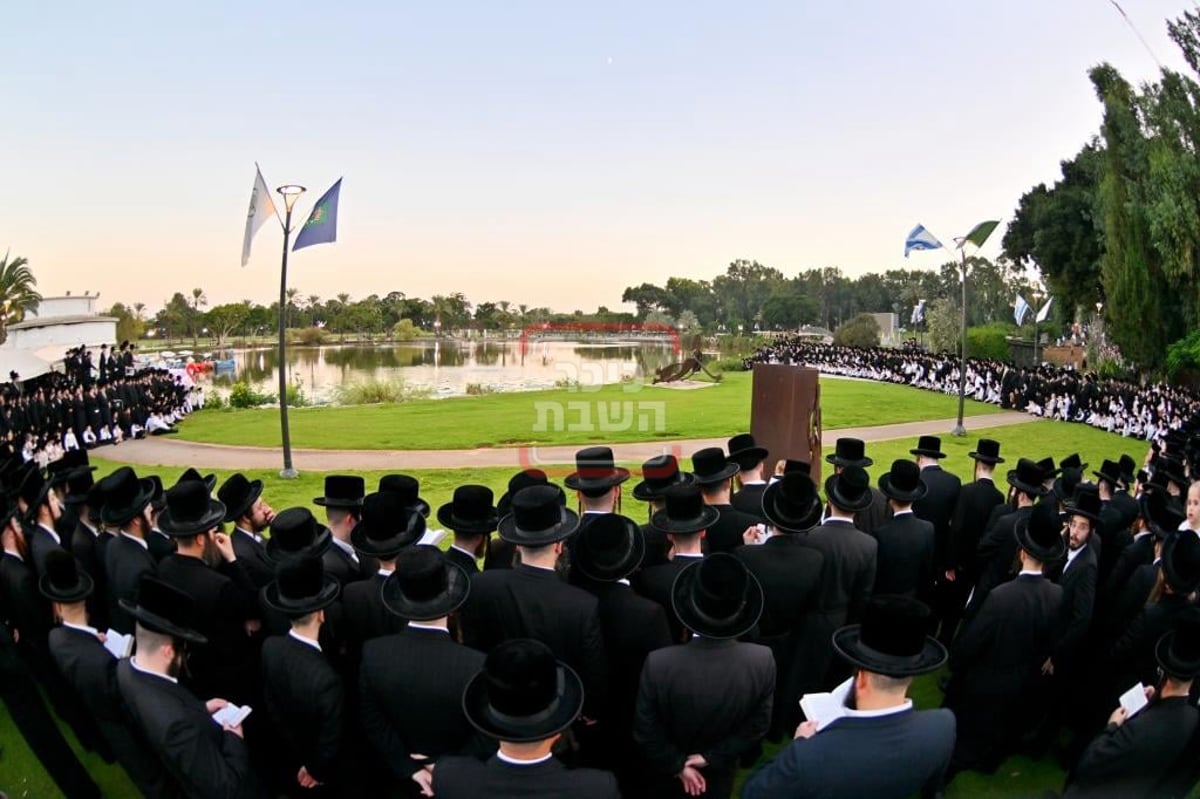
(957, 219, 1000, 249)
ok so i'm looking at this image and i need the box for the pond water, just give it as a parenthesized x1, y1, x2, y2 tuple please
(196, 339, 686, 401)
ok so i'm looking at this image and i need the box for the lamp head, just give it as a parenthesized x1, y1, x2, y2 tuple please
(276, 184, 306, 213)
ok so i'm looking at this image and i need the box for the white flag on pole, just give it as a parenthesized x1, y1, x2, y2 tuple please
(241, 164, 279, 266)
(1014, 295, 1030, 326)
(1035, 296, 1053, 323)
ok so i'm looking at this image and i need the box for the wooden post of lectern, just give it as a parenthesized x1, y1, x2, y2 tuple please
(749, 364, 822, 484)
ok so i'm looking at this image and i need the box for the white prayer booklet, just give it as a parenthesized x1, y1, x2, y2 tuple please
(103, 630, 133, 659)
(212, 703, 253, 728)
(419, 528, 447, 548)
(1119, 683, 1150, 719)
(799, 677, 854, 732)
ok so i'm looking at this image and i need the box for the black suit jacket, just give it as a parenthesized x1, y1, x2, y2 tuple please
(433, 755, 619, 799)
(116, 658, 261, 799)
(870, 512, 936, 600)
(322, 543, 379, 586)
(853, 486, 892, 536)
(70, 522, 111, 630)
(704, 503, 761, 555)
(260, 634, 344, 784)
(731, 483, 768, 521)
(27, 523, 65, 576)
(969, 505, 1034, 617)
(231, 529, 274, 588)
(104, 533, 157, 635)
(0, 551, 50, 655)
(360, 626, 488, 780)
(913, 464, 962, 571)
(946, 477, 1004, 574)
(1107, 592, 1193, 692)
(461, 564, 607, 717)
(1051, 543, 1098, 672)
(444, 545, 480, 575)
(1105, 532, 1155, 602)
(632, 554, 704, 645)
(342, 572, 407, 644)
(147, 529, 175, 562)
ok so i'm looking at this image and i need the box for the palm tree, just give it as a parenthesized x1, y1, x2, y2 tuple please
(0, 252, 42, 345)
(307, 294, 321, 326)
(285, 287, 300, 328)
(132, 301, 146, 322)
(190, 288, 208, 345)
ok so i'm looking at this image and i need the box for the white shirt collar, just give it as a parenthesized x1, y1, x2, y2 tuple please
(331, 536, 359, 564)
(235, 527, 265, 546)
(1066, 545, 1085, 567)
(1018, 569, 1043, 577)
(130, 656, 178, 684)
(408, 622, 449, 634)
(892, 509, 914, 517)
(120, 531, 149, 550)
(450, 544, 477, 559)
(740, 480, 767, 486)
(288, 629, 322, 652)
(3, 548, 23, 562)
(37, 523, 61, 546)
(844, 700, 913, 719)
(496, 750, 555, 766)
(376, 567, 393, 578)
(582, 509, 611, 515)
(62, 621, 100, 637)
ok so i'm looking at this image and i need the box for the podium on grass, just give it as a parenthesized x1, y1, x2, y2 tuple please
(749, 364, 822, 484)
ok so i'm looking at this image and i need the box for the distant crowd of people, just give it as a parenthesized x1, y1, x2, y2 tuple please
(745, 339, 1200, 443)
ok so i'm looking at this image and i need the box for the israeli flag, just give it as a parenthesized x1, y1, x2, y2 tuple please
(904, 224, 943, 258)
(1014, 295, 1030, 326)
(911, 300, 926, 325)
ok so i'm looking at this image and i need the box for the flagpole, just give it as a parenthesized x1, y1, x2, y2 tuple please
(276, 184, 306, 479)
(952, 248, 968, 437)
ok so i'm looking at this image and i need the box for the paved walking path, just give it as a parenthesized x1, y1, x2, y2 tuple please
(108, 411, 1036, 471)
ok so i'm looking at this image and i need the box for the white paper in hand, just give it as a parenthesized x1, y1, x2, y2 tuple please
(103, 630, 133, 659)
(418, 528, 447, 548)
(212, 703, 253, 728)
(1118, 683, 1149, 719)
(798, 677, 853, 732)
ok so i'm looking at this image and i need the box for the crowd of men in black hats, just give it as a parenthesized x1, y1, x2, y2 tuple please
(0, 341, 193, 467)
(746, 338, 1200, 442)
(5, 427, 1200, 798)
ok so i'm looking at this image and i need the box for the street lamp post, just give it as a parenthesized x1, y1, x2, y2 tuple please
(1032, 288, 1044, 367)
(276, 184, 306, 479)
(952, 251, 969, 437)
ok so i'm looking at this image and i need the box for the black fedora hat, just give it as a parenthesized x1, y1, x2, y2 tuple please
(38, 549, 93, 603)
(158, 480, 227, 538)
(313, 475, 365, 509)
(1053, 468, 1083, 503)
(1159, 457, 1189, 490)
(825, 465, 872, 513)
(98, 466, 157, 526)
(1064, 485, 1102, 523)
(49, 449, 95, 486)
(1163, 532, 1200, 595)
(1059, 453, 1088, 472)
(784, 459, 812, 477)
(63, 468, 95, 507)
(120, 575, 207, 644)
(968, 439, 1005, 464)
(761, 472, 823, 533)
(217, 473, 264, 524)
(378, 474, 431, 518)
(1007, 458, 1050, 497)
(1036, 457, 1058, 482)
(266, 507, 333, 562)
(1141, 489, 1186, 539)
(147, 475, 166, 513)
(690, 447, 739, 486)
(878, 459, 928, 504)
(261, 555, 341, 617)
(496, 469, 566, 516)
(1014, 501, 1066, 563)
(832, 596, 948, 677)
(351, 491, 425, 558)
(462, 638, 584, 743)
(564, 447, 631, 492)
(497, 485, 580, 546)
(175, 467, 217, 494)
(650, 483, 719, 535)
(631, 455, 694, 502)
(17, 465, 53, 522)
(826, 437, 873, 468)
(1156, 609, 1200, 679)
(437, 485, 499, 535)
(1118, 454, 1138, 485)
(573, 514, 644, 582)
(1093, 459, 1124, 487)
(671, 554, 763, 639)
(726, 434, 768, 470)
(909, 435, 946, 459)
(382, 545, 471, 621)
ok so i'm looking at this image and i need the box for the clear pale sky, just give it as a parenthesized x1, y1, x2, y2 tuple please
(1, 1, 1187, 314)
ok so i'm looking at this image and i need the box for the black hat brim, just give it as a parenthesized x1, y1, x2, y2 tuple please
(1013, 518, 1066, 563)
(878, 475, 928, 504)
(381, 557, 471, 620)
(968, 451, 1005, 464)
(1156, 630, 1200, 679)
(1063, 504, 1102, 524)
(1092, 469, 1124, 487)
(1007, 471, 1049, 497)
(261, 573, 341, 617)
(760, 481, 823, 533)
(497, 506, 581, 546)
(119, 598, 208, 644)
(38, 570, 93, 604)
(574, 517, 644, 582)
(909, 448, 946, 460)
(824, 474, 873, 513)
(691, 463, 740, 486)
(101, 478, 158, 526)
(158, 499, 227, 538)
(670, 559, 764, 640)
(728, 447, 769, 469)
(350, 523, 423, 558)
(631, 472, 695, 503)
(563, 468, 631, 492)
(436, 503, 499, 535)
(312, 497, 364, 509)
(826, 453, 874, 468)
(461, 661, 584, 743)
(650, 504, 719, 535)
(832, 625, 948, 677)
(222, 479, 263, 524)
(265, 527, 333, 563)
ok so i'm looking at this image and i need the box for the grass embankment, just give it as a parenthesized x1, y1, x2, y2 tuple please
(0, 413, 1151, 797)
(179, 372, 1003, 450)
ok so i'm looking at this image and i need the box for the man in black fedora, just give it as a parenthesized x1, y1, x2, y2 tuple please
(571, 513, 671, 791)
(218, 472, 277, 588)
(487, 469, 562, 571)
(99, 465, 159, 634)
(437, 484, 499, 575)
(363, 545, 485, 797)
(116, 575, 261, 798)
(565, 446, 630, 520)
(260, 555, 346, 796)
(1066, 609, 1200, 797)
(633, 482, 716, 643)
(1095, 458, 1137, 587)
(690, 446, 759, 554)
(314, 474, 372, 585)
(16, 463, 65, 576)
(798, 464, 879, 691)
(459, 485, 607, 733)
(944, 500, 1064, 776)
(260, 508, 342, 649)
(1101, 484, 1183, 640)
(735, 472, 825, 740)
(727, 433, 769, 521)
(67, 476, 112, 631)
(631, 454, 693, 568)
(378, 473, 432, 518)
(910, 436, 960, 598)
(965, 457, 1048, 623)
(634, 554, 774, 799)
(433, 638, 619, 798)
(742, 596, 955, 799)
(144, 475, 176, 563)
(825, 437, 890, 535)
(155, 479, 259, 704)
(872, 459, 935, 603)
(343, 491, 424, 653)
(938, 438, 1006, 644)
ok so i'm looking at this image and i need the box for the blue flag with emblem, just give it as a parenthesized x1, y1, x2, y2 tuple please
(293, 178, 342, 251)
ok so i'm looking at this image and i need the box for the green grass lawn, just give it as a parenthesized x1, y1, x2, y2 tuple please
(176, 372, 1003, 450)
(0, 410, 1154, 796)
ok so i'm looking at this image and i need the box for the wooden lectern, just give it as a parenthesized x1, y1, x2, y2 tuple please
(749, 364, 822, 483)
